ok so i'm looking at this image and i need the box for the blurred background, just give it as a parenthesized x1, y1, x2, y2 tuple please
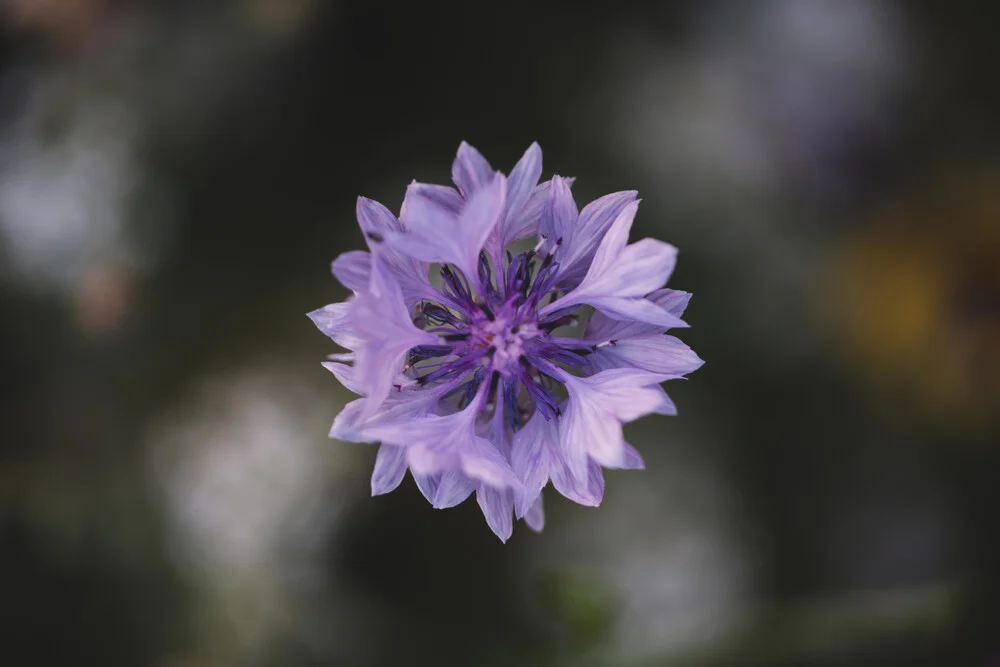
(2, 1, 999, 665)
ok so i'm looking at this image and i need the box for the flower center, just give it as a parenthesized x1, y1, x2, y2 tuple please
(406, 248, 588, 426)
(471, 313, 541, 377)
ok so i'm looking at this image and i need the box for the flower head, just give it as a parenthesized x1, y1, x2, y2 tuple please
(310, 142, 703, 541)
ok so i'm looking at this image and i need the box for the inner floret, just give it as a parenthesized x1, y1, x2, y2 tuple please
(404, 247, 591, 427)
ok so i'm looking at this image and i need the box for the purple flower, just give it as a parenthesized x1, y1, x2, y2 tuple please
(310, 142, 703, 541)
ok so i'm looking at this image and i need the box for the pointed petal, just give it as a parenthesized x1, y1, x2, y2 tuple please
(542, 201, 680, 326)
(524, 495, 545, 532)
(559, 369, 673, 481)
(452, 141, 495, 196)
(411, 471, 474, 508)
(455, 174, 507, 279)
(477, 486, 514, 542)
(321, 361, 364, 395)
(551, 459, 605, 507)
(403, 182, 463, 216)
(506, 177, 575, 247)
(357, 196, 434, 307)
(653, 288, 692, 318)
(585, 288, 691, 341)
(494, 142, 542, 251)
(329, 397, 368, 442)
(582, 295, 688, 329)
(539, 175, 578, 248)
(330, 385, 444, 443)
(357, 196, 404, 238)
(432, 471, 476, 508)
(461, 436, 522, 491)
(309, 302, 363, 351)
(585, 237, 677, 298)
(350, 265, 437, 415)
(391, 174, 507, 282)
(364, 402, 521, 492)
(557, 190, 638, 283)
(331, 250, 371, 293)
(588, 335, 704, 377)
(372, 444, 408, 495)
(511, 409, 559, 517)
(621, 442, 645, 470)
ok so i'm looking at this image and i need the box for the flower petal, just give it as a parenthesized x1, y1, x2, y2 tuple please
(510, 409, 560, 517)
(588, 335, 704, 377)
(402, 182, 463, 216)
(507, 177, 574, 245)
(309, 302, 363, 351)
(357, 196, 434, 307)
(581, 295, 687, 329)
(524, 496, 545, 532)
(556, 190, 638, 284)
(321, 360, 364, 395)
(329, 384, 445, 443)
(539, 175, 578, 249)
(551, 458, 605, 507)
(372, 444, 408, 495)
(413, 471, 476, 509)
(477, 486, 514, 542)
(494, 142, 543, 251)
(391, 174, 507, 282)
(584, 288, 691, 342)
(451, 141, 495, 197)
(350, 265, 438, 415)
(542, 201, 681, 327)
(559, 369, 673, 482)
(363, 401, 521, 492)
(621, 442, 645, 470)
(331, 250, 371, 293)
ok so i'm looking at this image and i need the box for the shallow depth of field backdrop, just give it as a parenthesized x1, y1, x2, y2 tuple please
(2, 2, 1000, 666)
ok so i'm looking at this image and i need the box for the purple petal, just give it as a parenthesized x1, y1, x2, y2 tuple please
(654, 288, 692, 318)
(543, 201, 681, 327)
(494, 142, 543, 251)
(357, 197, 434, 307)
(321, 361, 364, 395)
(551, 459, 605, 507)
(391, 174, 507, 282)
(621, 442, 645, 470)
(329, 384, 444, 443)
(581, 296, 687, 329)
(414, 471, 476, 509)
(584, 288, 691, 341)
(588, 335, 704, 377)
(372, 444, 408, 495)
(506, 177, 574, 247)
(558, 369, 674, 482)
(350, 265, 438, 415)
(403, 182, 463, 216)
(329, 397, 367, 442)
(363, 402, 521, 492)
(309, 302, 362, 351)
(357, 196, 404, 236)
(557, 190, 638, 284)
(477, 486, 515, 542)
(451, 141, 495, 197)
(331, 250, 371, 293)
(510, 409, 559, 517)
(539, 175, 578, 249)
(524, 496, 545, 532)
